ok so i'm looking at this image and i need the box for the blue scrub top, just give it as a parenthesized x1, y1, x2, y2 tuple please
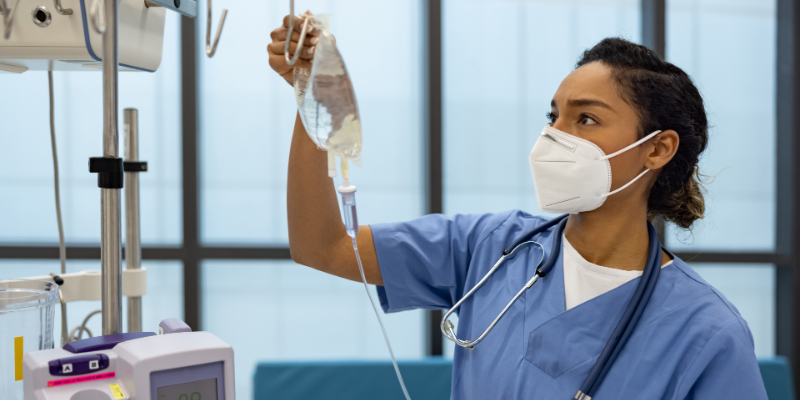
(372, 210, 768, 400)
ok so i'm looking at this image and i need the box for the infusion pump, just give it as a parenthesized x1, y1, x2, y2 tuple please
(23, 320, 236, 400)
(0, 0, 196, 73)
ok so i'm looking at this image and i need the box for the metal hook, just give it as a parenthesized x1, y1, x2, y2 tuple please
(53, 0, 73, 15)
(0, 0, 19, 40)
(284, 0, 310, 66)
(205, 0, 227, 57)
(89, 0, 105, 34)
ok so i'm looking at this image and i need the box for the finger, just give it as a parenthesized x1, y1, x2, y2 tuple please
(269, 27, 285, 40)
(282, 14, 321, 36)
(272, 29, 320, 46)
(268, 41, 315, 60)
(269, 53, 312, 71)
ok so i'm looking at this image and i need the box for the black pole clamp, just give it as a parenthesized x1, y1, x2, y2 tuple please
(123, 161, 148, 173)
(89, 157, 124, 189)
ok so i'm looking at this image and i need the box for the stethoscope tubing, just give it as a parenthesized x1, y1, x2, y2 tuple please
(440, 215, 568, 349)
(578, 222, 662, 399)
(440, 240, 545, 348)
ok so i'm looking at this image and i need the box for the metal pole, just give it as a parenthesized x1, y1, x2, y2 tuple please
(641, 0, 666, 59)
(124, 108, 142, 333)
(776, 0, 800, 393)
(641, 0, 667, 244)
(101, 0, 122, 336)
(424, 0, 444, 357)
(181, 15, 202, 331)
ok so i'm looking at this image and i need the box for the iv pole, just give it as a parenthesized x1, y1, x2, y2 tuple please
(90, 0, 219, 337)
(99, 0, 122, 336)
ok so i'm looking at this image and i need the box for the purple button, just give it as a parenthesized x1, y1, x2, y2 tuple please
(64, 332, 155, 354)
(48, 354, 109, 376)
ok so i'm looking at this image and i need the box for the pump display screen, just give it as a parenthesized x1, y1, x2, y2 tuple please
(157, 378, 218, 400)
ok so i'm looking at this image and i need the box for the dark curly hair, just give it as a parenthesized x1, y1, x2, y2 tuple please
(577, 37, 708, 229)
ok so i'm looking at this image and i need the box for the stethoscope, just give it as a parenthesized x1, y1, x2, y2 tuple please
(440, 214, 664, 400)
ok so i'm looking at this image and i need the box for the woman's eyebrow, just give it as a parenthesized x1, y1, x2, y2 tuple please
(567, 98, 613, 110)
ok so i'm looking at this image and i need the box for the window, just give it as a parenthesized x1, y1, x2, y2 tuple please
(0, 13, 182, 246)
(665, 0, 777, 251)
(443, 0, 640, 215)
(195, 0, 426, 395)
(202, 260, 423, 398)
(198, 0, 425, 245)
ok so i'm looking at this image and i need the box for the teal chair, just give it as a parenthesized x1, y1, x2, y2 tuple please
(760, 357, 796, 400)
(254, 359, 452, 400)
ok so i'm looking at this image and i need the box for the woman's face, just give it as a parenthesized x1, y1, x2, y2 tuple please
(548, 61, 659, 207)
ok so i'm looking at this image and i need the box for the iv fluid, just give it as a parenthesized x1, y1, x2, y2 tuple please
(294, 14, 362, 165)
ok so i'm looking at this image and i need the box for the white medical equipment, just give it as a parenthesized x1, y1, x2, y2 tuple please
(0, 0, 169, 73)
(23, 319, 235, 400)
(287, 5, 410, 400)
(0, 0, 226, 73)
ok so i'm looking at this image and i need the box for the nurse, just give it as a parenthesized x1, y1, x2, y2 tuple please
(268, 16, 768, 399)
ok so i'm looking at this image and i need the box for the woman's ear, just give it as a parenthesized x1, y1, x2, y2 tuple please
(645, 130, 679, 170)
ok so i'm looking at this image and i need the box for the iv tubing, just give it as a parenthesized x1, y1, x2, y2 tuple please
(49, 71, 69, 347)
(350, 236, 412, 400)
(328, 152, 337, 178)
(340, 156, 350, 180)
(337, 167, 411, 400)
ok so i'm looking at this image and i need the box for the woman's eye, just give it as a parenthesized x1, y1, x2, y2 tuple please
(580, 115, 598, 125)
(546, 112, 558, 124)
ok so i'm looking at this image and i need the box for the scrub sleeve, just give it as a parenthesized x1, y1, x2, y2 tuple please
(370, 212, 511, 313)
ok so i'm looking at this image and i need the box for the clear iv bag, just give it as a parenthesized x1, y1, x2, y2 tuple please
(294, 14, 362, 166)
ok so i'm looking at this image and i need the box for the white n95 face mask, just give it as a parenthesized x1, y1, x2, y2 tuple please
(529, 125, 662, 214)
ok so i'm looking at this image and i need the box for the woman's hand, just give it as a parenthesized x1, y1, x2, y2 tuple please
(268, 15, 320, 86)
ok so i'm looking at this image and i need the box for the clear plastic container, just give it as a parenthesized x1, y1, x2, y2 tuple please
(294, 14, 362, 166)
(0, 279, 58, 399)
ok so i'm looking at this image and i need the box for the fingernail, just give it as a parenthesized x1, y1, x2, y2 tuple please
(311, 37, 319, 44)
(307, 47, 315, 54)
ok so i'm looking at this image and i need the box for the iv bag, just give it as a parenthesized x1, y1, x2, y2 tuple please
(294, 14, 362, 165)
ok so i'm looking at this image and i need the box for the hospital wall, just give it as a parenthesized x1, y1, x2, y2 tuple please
(0, 0, 779, 398)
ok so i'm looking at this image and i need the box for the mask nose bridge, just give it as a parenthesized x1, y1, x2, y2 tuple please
(541, 132, 577, 152)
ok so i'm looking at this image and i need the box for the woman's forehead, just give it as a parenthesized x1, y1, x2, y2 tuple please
(553, 62, 627, 109)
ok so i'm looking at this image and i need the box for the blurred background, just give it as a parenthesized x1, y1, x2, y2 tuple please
(0, 0, 794, 398)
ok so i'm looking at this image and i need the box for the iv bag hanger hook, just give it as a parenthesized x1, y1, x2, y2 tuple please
(205, 0, 227, 57)
(89, 0, 105, 34)
(0, 0, 19, 40)
(53, 0, 73, 15)
(284, 0, 310, 66)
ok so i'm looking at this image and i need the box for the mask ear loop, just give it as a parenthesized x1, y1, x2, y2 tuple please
(597, 130, 663, 161)
(600, 168, 651, 198)
(597, 130, 663, 199)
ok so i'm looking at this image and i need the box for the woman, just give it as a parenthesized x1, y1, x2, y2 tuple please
(268, 15, 767, 399)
